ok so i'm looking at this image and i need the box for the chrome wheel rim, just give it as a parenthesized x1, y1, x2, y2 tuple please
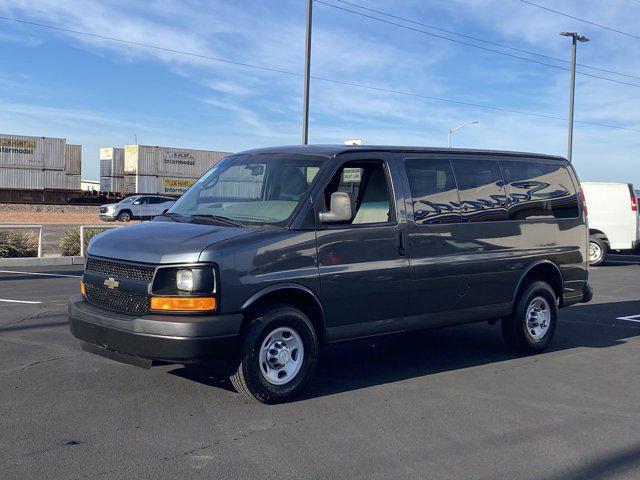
(526, 296, 551, 340)
(589, 241, 602, 263)
(120, 212, 130, 221)
(260, 326, 304, 385)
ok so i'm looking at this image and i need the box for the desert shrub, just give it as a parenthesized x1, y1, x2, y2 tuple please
(59, 227, 103, 256)
(0, 230, 39, 258)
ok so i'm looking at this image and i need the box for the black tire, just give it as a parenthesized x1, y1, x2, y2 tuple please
(588, 236, 608, 266)
(502, 280, 558, 354)
(118, 210, 132, 222)
(230, 304, 319, 404)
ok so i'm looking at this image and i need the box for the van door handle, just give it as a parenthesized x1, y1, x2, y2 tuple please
(399, 231, 406, 256)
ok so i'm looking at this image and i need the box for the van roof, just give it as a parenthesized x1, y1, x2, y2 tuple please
(237, 144, 568, 162)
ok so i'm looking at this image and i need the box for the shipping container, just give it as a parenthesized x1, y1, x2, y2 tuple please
(43, 137, 66, 170)
(121, 175, 196, 195)
(65, 144, 82, 174)
(123, 174, 157, 194)
(100, 176, 124, 193)
(44, 169, 66, 189)
(0, 133, 66, 171)
(66, 174, 81, 190)
(100, 147, 124, 176)
(159, 177, 197, 195)
(124, 145, 230, 178)
(0, 168, 43, 189)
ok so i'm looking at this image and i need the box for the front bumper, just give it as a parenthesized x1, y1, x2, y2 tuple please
(68, 294, 242, 368)
(99, 213, 117, 221)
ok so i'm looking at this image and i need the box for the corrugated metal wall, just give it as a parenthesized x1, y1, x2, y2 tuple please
(100, 147, 124, 176)
(0, 168, 44, 189)
(124, 145, 230, 178)
(64, 144, 82, 174)
(0, 133, 82, 190)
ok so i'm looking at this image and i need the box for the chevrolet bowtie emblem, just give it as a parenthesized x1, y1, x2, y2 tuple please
(103, 277, 119, 289)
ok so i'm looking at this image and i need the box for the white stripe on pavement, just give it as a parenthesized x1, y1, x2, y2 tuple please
(617, 314, 640, 323)
(0, 298, 42, 304)
(0, 269, 81, 278)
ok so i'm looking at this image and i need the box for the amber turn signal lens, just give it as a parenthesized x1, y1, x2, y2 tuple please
(80, 280, 86, 297)
(150, 296, 216, 312)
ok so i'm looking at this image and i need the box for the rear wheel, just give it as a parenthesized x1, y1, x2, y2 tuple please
(588, 236, 607, 266)
(230, 305, 319, 403)
(502, 281, 558, 353)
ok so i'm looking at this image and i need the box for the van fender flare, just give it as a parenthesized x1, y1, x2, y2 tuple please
(511, 260, 564, 305)
(235, 283, 327, 363)
(240, 283, 324, 314)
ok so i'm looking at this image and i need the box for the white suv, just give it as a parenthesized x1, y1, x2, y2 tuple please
(99, 195, 176, 222)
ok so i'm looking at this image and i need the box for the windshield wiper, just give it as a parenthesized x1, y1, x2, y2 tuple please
(189, 214, 244, 228)
(161, 212, 187, 222)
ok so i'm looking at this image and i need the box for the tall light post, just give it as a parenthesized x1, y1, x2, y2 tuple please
(448, 120, 478, 148)
(302, 0, 313, 145)
(560, 31, 589, 163)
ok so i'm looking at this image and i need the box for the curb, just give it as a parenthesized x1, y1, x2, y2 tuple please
(0, 256, 85, 267)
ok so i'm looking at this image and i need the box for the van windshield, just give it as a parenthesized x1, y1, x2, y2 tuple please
(168, 153, 324, 225)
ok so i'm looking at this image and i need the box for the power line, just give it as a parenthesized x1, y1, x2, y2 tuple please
(520, 0, 640, 41)
(315, 0, 640, 89)
(0, 15, 638, 133)
(333, 0, 640, 81)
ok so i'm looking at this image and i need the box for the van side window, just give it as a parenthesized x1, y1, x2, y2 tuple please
(451, 159, 508, 222)
(404, 159, 461, 224)
(500, 160, 579, 220)
(323, 161, 393, 225)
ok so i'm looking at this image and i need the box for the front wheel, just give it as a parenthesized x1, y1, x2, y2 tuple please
(502, 281, 558, 354)
(588, 236, 608, 266)
(118, 210, 131, 222)
(230, 305, 318, 403)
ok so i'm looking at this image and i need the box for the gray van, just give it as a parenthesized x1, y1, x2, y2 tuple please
(69, 145, 592, 403)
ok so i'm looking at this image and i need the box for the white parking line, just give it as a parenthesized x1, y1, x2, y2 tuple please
(0, 269, 81, 278)
(617, 314, 640, 323)
(0, 298, 42, 304)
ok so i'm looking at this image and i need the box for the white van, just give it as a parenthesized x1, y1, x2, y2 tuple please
(582, 182, 639, 265)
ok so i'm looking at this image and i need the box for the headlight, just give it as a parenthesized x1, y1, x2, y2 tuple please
(176, 269, 194, 291)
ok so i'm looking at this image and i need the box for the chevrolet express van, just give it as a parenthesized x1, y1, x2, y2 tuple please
(69, 145, 592, 403)
(581, 182, 639, 265)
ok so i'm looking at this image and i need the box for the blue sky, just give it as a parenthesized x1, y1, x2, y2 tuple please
(0, 0, 638, 184)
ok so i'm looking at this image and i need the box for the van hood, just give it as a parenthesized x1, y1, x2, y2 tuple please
(87, 219, 255, 264)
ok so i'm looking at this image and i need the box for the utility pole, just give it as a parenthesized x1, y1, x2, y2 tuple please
(560, 32, 589, 163)
(302, 0, 313, 145)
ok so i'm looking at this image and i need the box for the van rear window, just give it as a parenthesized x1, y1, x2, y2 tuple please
(500, 161, 579, 220)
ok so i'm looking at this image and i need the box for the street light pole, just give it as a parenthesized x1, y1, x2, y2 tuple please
(448, 120, 478, 148)
(560, 32, 589, 163)
(302, 0, 313, 145)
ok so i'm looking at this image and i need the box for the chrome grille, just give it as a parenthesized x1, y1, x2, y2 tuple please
(85, 283, 149, 315)
(86, 257, 155, 282)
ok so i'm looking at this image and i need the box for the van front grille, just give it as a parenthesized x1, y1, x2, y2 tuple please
(85, 283, 149, 315)
(86, 257, 155, 282)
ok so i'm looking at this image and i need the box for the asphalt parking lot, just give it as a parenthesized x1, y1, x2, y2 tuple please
(1, 256, 639, 480)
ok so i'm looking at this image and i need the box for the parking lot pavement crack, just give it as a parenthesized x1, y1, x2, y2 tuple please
(19, 355, 72, 372)
(0, 309, 59, 331)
